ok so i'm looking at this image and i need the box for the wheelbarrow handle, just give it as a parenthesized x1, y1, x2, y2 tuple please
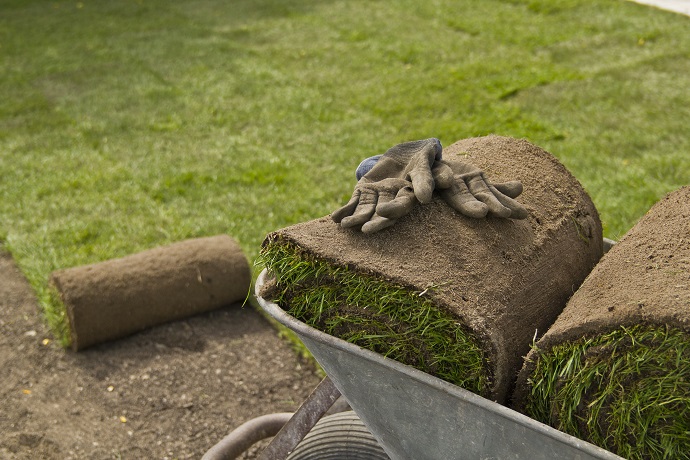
(202, 412, 294, 460)
(258, 376, 342, 460)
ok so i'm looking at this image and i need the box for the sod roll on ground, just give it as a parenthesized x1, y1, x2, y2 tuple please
(51, 235, 251, 351)
(514, 186, 690, 459)
(259, 135, 603, 404)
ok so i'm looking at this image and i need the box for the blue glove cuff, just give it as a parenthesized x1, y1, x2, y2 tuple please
(355, 155, 383, 180)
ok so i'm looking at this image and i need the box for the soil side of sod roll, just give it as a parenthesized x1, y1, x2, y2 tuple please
(514, 186, 690, 459)
(260, 135, 604, 404)
(51, 235, 251, 351)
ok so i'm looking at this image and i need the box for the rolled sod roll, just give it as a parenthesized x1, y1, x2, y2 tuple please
(259, 136, 603, 404)
(51, 235, 251, 351)
(513, 186, 690, 459)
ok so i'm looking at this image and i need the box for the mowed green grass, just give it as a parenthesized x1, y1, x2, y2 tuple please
(1, 0, 688, 339)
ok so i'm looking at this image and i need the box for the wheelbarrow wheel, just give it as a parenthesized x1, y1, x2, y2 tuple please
(287, 410, 389, 459)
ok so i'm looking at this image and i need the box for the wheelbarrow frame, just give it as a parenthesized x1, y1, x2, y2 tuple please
(255, 269, 623, 460)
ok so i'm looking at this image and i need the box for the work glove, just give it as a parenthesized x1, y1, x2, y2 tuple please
(331, 138, 442, 233)
(431, 158, 528, 219)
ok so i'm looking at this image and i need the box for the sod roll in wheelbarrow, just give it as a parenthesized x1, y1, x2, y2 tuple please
(259, 135, 603, 404)
(513, 186, 690, 459)
(51, 235, 251, 351)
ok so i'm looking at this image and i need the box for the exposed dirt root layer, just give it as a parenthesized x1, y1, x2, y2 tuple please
(516, 186, 690, 459)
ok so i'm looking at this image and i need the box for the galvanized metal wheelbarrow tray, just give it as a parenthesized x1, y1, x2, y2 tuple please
(256, 269, 623, 460)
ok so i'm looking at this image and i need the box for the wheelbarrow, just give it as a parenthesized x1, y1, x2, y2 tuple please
(205, 268, 624, 460)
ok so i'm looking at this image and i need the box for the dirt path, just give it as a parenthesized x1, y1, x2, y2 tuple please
(0, 249, 322, 459)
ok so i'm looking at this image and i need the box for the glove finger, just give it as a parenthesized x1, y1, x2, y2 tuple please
(331, 190, 361, 223)
(361, 214, 397, 233)
(467, 175, 512, 218)
(340, 202, 377, 228)
(376, 186, 417, 219)
(441, 181, 489, 219)
(492, 180, 523, 199)
(407, 140, 441, 204)
(431, 161, 454, 189)
(338, 187, 378, 227)
(408, 168, 434, 204)
(488, 185, 529, 219)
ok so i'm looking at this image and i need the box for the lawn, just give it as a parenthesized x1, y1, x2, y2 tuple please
(1, 0, 688, 341)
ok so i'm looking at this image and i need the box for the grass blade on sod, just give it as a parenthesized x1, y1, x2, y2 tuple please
(515, 186, 690, 459)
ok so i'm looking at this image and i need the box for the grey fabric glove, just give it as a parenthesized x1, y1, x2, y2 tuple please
(432, 158, 528, 219)
(332, 138, 442, 233)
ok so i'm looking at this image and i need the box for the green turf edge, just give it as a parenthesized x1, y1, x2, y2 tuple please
(525, 324, 690, 460)
(43, 284, 72, 349)
(1, 239, 72, 348)
(245, 291, 323, 371)
(258, 239, 491, 397)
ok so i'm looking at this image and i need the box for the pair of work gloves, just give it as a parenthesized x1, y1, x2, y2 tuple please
(331, 138, 528, 233)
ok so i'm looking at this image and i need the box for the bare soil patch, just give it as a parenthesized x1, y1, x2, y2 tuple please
(0, 249, 321, 459)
